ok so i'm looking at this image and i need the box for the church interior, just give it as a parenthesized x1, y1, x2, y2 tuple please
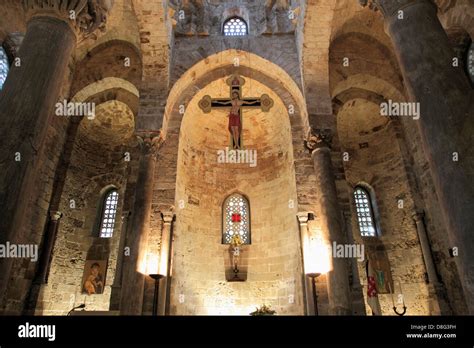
(0, 0, 473, 317)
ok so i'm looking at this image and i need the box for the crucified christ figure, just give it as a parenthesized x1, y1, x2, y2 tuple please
(214, 91, 259, 149)
(198, 74, 274, 150)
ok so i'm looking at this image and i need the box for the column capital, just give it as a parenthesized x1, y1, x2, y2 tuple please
(304, 128, 333, 153)
(22, 0, 114, 40)
(136, 131, 164, 156)
(161, 209, 175, 224)
(359, 0, 436, 18)
(297, 212, 309, 224)
(412, 211, 425, 223)
(49, 211, 62, 221)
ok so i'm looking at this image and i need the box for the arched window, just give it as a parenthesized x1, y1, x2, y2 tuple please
(466, 40, 473, 85)
(353, 186, 378, 237)
(98, 189, 119, 238)
(223, 17, 248, 36)
(222, 193, 251, 244)
(0, 46, 9, 91)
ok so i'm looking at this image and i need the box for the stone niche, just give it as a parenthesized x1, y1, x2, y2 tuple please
(170, 77, 304, 315)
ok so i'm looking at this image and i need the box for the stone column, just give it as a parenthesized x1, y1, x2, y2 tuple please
(306, 130, 352, 315)
(110, 211, 131, 311)
(412, 211, 446, 314)
(158, 210, 175, 315)
(344, 211, 368, 315)
(120, 133, 162, 315)
(35, 211, 63, 285)
(23, 210, 63, 314)
(343, 212, 361, 289)
(413, 212, 439, 284)
(296, 212, 313, 315)
(361, 0, 474, 314)
(0, 0, 112, 305)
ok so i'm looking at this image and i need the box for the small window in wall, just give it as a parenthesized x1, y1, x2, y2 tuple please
(353, 186, 378, 237)
(222, 193, 250, 244)
(467, 40, 473, 85)
(223, 17, 248, 36)
(99, 189, 119, 238)
(0, 47, 9, 90)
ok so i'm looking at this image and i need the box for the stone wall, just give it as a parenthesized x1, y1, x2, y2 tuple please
(396, 116, 468, 314)
(337, 99, 437, 315)
(170, 35, 302, 90)
(1, 55, 73, 314)
(34, 101, 139, 315)
(169, 78, 303, 315)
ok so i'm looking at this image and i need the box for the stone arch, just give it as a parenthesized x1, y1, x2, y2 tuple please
(166, 52, 306, 315)
(329, 31, 405, 97)
(438, 0, 474, 38)
(163, 49, 309, 138)
(71, 39, 143, 97)
(71, 77, 140, 117)
(332, 74, 406, 111)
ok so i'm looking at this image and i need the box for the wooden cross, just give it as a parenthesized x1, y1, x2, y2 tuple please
(198, 74, 274, 149)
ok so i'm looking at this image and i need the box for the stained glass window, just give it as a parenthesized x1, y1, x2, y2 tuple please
(99, 190, 119, 238)
(223, 17, 248, 36)
(354, 187, 377, 237)
(222, 193, 250, 244)
(0, 47, 9, 91)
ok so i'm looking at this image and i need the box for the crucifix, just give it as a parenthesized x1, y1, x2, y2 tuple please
(198, 74, 274, 149)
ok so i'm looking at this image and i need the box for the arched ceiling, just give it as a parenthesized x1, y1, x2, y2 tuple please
(71, 40, 142, 97)
(337, 98, 389, 146)
(78, 100, 135, 146)
(164, 49, 308, 140)
(181, 77, 292, 158)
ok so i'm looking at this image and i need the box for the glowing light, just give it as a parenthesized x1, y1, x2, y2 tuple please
(305, 237, 331, 275)
(146, 253, 159, 275)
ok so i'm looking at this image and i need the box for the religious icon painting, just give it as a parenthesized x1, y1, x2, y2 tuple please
(81, 259, 108, 295)
(367, 252, 394, 294)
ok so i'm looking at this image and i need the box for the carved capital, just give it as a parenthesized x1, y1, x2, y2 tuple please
(359, 0, 435, 18)
(296, 212, 309, 225)
(412, 211, 425, 223)
(23, 0, 114, 40)
(304, 128, 333, 152)
(161, 210, 175, 224)
(136, 131, 164, 156)
(49, 211, 63, 221)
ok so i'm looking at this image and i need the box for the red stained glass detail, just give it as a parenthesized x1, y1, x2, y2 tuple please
(232, 213, 241, 223)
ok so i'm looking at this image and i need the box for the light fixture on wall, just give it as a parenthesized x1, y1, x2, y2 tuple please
(149, 273, 165, 316)
(147, 253, 164, 316)
(305, 237, 331, 316)
(306, 272, 321, 316)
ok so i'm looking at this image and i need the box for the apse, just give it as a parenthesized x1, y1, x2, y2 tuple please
(172, 76, 304, 315)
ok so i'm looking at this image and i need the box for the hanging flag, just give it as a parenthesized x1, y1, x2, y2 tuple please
(366, 259, 382, 315)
